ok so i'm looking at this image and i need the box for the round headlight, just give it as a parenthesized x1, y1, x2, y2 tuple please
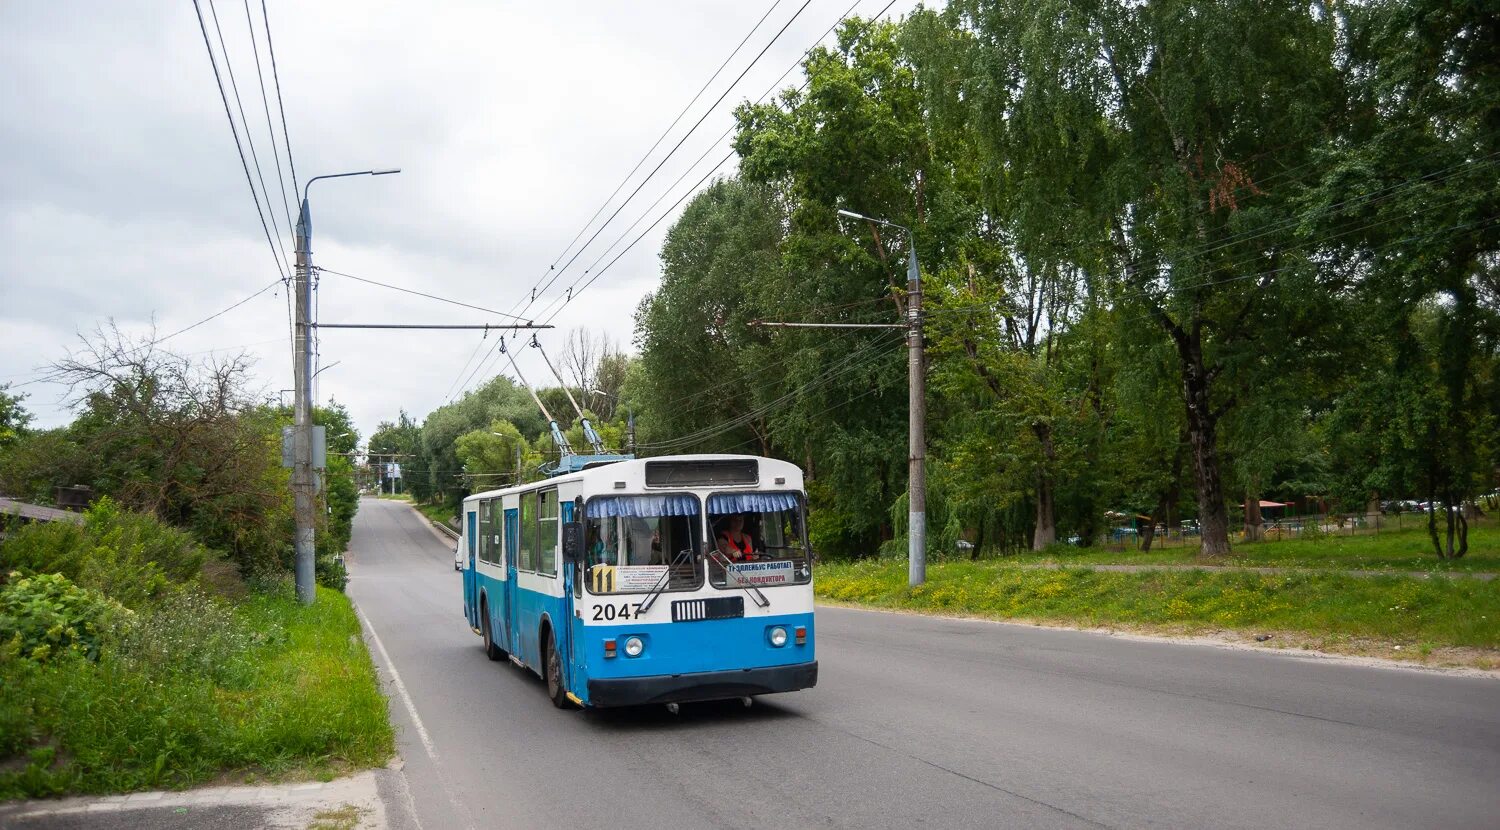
(769, 626, 788, 647)
(623, 636, 644, 657)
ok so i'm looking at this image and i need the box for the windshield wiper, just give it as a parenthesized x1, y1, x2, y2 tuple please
(636, 548, 695, 615)
(705, 548, 770, 609)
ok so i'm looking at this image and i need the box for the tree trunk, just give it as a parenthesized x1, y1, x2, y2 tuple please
(1139, 520, 1157, 552)
(1174, 329, 1231, 557)
(1032, 422, 1058, 550)
(972, 523, 985, 561)
(1244, 489, 1263, 543)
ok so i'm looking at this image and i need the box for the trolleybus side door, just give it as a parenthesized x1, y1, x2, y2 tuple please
(504, 507, 519, 656)
(464, 508, 478, 628)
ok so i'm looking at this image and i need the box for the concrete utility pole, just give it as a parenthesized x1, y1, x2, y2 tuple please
(292, 168, 400, 604)
(752, 208, 927, 586)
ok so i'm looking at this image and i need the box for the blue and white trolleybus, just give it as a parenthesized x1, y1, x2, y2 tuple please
(458, 454, 817, 709)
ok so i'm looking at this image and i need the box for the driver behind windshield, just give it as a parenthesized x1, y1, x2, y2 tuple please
(716, 513, 756, 561)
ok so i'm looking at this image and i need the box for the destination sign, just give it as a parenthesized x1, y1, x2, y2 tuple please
(727, 560, 795, 587)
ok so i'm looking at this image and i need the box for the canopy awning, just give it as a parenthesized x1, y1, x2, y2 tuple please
(585, 494, 699, 519)
(707, 492, 801, 514)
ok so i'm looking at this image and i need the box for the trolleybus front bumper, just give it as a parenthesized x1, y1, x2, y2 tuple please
(587, 660, 818, 708)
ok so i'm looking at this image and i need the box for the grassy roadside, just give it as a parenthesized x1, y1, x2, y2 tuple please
(816, 560, 1500, 667)
(1004, 523, 1500, 573)
(413, 501, 456, 529)
(0, 586, 393, 799)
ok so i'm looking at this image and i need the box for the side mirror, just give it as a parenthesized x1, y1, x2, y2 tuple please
(562, 521, 584, 563)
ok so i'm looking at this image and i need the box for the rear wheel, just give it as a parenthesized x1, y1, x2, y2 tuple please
(544, 631, 568, 708)
(481, 600, 505, 661)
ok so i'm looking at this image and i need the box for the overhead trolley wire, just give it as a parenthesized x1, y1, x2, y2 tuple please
(190, 0, 286, 281)
(507, 0, 793, 321)
(533, 0, 898, 328)
(509, 0, 820, 326)
(451, 0, 896, 403)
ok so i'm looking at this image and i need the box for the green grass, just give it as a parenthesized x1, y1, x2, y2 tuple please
(0, 587, 393, 799)
(1000, 522, 1500, 573)
(816, 560, 1500, 654)
(414, 502, 456, 529)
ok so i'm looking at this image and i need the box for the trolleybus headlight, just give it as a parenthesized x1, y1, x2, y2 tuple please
(769, 626, 789, 647)
(624, 636, 644, 657)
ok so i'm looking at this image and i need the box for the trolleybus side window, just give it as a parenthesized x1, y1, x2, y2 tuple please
(537, 489, 558, 577)
(518, 491, 536, 572)
(477, 499, 492, 564)
(488, 498, 504, 567)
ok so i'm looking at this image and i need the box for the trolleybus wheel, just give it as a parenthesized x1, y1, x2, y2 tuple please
(482, 600, 505, 662)
(544, 631, 568, 709)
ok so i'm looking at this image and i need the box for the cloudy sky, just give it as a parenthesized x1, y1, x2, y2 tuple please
(1, 0, 920, 441)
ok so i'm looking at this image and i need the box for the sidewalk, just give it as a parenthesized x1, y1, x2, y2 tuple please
(0, 767, 419, 830)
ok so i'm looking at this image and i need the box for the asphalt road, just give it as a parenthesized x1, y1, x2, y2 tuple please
(347, 497, 1500, 830)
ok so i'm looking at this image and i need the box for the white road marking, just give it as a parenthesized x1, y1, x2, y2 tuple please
(356, 607, 439, 761)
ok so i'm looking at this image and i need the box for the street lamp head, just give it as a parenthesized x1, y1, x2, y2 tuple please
(837, 208, 867, 221)
(371, 168, 401, 176)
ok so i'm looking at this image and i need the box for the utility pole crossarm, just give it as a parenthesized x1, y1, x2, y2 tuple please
(750, 320, 906, 329)
(313, 323, 553, 330)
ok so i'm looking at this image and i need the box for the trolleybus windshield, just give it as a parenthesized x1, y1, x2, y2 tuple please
(707, 492, 811, 588)
(584, 493, 703, 594)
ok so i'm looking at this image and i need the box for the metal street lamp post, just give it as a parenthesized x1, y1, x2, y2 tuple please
(291, 168, 399, 604)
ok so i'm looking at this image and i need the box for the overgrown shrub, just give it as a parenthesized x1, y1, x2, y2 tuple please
(0, 498, 216, 608)
(315, 554, 348, 592)
(0, 572, 125, 662)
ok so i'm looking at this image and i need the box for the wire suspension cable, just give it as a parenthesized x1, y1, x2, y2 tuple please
(316, 266, 530, 320)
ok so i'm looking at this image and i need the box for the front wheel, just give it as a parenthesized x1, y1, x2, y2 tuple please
(544, 632, 569, 708)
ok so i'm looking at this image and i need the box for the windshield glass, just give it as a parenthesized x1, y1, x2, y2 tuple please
(707, 491, 811, 588)
(584, 494, 702, 594)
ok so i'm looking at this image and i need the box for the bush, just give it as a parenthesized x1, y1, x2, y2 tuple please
(0, 498, 217, 608)
(315, 554, 347, 592)
(0, 572, 125, 663)
(0, 588, 393, 799)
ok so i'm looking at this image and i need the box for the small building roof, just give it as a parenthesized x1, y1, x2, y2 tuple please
(0, 497, 86, 525)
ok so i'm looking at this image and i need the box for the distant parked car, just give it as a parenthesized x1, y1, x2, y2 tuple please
(1180, 520, 1200, 536)
(454, 543, 463, 571)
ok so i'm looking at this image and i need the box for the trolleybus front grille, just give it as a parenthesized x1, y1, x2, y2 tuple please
(672, 596, 745, 622)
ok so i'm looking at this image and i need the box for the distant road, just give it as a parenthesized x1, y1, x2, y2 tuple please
(348, 497, 1500, 830)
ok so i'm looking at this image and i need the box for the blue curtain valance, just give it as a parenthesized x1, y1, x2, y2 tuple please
(586, 494, 699, 519)
(707, 492, 801, 514)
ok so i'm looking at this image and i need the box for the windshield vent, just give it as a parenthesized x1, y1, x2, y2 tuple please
(672, 596, 745, 622)
(645, 459, 758, 488)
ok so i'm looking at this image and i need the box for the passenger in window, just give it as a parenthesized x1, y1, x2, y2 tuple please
(716, 514, 757, 561)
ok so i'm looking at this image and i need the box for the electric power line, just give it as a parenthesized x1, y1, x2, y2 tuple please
(259, 0, 299, 200)
(205, 0, 292, 276)
(242, 0, 296, 240)
(190, 0, 286, 281)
